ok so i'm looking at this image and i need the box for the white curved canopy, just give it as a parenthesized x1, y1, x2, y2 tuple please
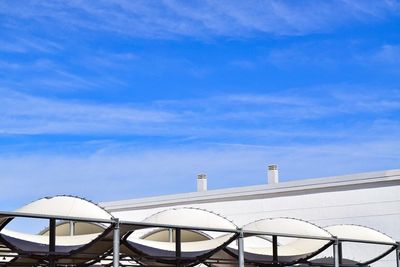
(143, 207, 236, 230)
(325, 224, 396, 244)
(0, 196, 115, 266)
(16, 196, 112, 220)
(234, 218, 332, 258)
(243, 218, 331, 238)
(125, 208, 238, 265)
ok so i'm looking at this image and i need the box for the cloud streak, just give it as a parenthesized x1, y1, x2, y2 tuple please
(0, 1, 398, 38)
(0, 89, 176, 135)
(1, 86, 400, 143)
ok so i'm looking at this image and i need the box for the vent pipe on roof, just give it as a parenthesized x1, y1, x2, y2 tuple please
(197, 173, 207, 192)
(268, 164, 279, 184)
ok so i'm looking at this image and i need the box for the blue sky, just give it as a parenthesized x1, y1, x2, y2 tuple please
(1, 1, 400, 209)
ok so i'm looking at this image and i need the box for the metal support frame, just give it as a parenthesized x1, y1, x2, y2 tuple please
(333, 239, 339, 267)
(49, 218, 56, 267)
(113, 219, 120, 267)
(175, 228, 181, 267)
(0, 211, 399, 267)
(238, 230, 244, 267)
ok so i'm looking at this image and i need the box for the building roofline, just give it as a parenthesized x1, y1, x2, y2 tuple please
(101, 169, 400, 212)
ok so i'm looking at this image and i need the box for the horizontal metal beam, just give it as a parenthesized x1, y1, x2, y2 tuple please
(119, 219, 238, 233)
(244, 229, 335, 241)
(337, 238, 397, 246)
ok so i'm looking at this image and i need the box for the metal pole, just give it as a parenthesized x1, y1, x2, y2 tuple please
(338, 241, 343, 266)
(333, 239, 339, 267)
(238, 230, 244, 267)
(169, 228, 173, 242)
(272, 235, 278, 265)
(396, 246, 399, 267)
(69, 221, 75, 236)
(175, 228, 181, 267)
(49, 218, 56, 267)
(113, 219, 120, 267)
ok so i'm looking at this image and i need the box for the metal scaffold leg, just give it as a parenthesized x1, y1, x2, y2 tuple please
(176, 228, 181, 267)
(113, 219, 120, 267)
(49, 218, 56, 267)
(333, 239, 340, 267)
(272, 235, 278, 265)
(238, 230, 244, 267)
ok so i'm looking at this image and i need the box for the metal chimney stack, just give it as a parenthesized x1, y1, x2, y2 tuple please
(197, 173, 207, 192)
(268, 164, 279, 184)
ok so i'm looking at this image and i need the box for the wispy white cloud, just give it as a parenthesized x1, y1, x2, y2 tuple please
(329, 88, 400, 112)
(348, 44, 400, 74)
(340, 0, 400, 19)
(81, 52, 139, 69)
(0, 37, 62, 54)
(0, 1, 398, 38)
(0, 89, 177, 135)
(1, 86, 399, 141)
(157, 87, 400, 121)
(0, 56, 129, 92)
(371, 44, 400, 64)
(225, 40, 400, 74)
